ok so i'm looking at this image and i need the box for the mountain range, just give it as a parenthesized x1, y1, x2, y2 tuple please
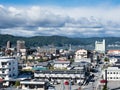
(0, 34, 120, 48)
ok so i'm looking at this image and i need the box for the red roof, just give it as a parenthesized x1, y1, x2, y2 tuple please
(100, 80, 107, 83)
(0, 78, 3, 82)
(64, 81, 69, 85)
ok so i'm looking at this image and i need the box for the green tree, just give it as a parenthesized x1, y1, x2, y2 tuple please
(103, 84, 108, 90)
(14, 81, 20, 87)
(104, 57, 109, 62)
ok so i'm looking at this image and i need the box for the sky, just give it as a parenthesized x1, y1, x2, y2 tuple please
(0, 0, 120, 37)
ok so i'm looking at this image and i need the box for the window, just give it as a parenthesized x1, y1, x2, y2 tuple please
(25, 85, 28, 87)
(9, 62, 11, 65)
(9, 69, 11, 71)
(110, 77, 112, 79)
(9, 75, 11, 77)
(1, 62, 7, 65)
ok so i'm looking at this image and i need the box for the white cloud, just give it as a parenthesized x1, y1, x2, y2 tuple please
(0, 5, 120, 37)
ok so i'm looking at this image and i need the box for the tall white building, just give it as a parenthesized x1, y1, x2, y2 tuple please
(95, 39, 105, 53)
(0, 56, 18, 85)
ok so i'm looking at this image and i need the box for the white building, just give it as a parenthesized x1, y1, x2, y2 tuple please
(0, 56, 18, 85)
(20, 80, 48, 90)
(102, 66, 120, 81)
(75, 49, 87, 60)
(109, 57, 118, 65)
(53, 60, 70, 69)
(108, 50, 120, 55)
(95, 39, 105, 53)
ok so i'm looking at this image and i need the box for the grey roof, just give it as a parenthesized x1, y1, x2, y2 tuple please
(53, 60, 70, 64)
(35, 70, 83, 74)
(35, 62, 49, 67)
(71, 61, 91, 67)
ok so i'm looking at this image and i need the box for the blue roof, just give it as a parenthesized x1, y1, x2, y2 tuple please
(32, 67, 48, 71)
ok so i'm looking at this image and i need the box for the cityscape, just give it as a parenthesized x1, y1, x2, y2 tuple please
(0, 0, 120, 90)
(0, 37, 120, 90)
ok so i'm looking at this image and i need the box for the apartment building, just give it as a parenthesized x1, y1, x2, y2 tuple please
(0, 56, 18, 85)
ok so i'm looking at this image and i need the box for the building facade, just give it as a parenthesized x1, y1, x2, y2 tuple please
(0, 56, 18, 85)
(17, 40, 25, 52)
(108, 50, 120, 55)
(53, 60, 70, 69)
(6, 41, 11, 49)
(102, 66, 120, 81)
(75, 49, 88, 60)
(95, 39, 105, 53)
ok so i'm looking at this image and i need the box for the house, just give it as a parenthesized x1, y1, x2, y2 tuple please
(109, 57, 118, 65)
(75, 49, 88, 60)
(108, 50, 120, 56)
(70, 61, 91, 71)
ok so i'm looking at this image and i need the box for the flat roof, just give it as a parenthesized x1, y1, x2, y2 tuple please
(35, 70, 84, 74)
(20, 80, 46, 85)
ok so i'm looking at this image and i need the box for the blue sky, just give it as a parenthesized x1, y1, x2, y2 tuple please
(1, 0, 120, 7)
(0, 0, 120, 37)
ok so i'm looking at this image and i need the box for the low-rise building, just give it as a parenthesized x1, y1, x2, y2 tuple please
(108, 50, 120, 55)
(109, 57, 118, 65)
(53, 60, 70, 69)
(20, 79, 50, 90)
(102, 66, 120, 81)
(75, 49, 88, 60)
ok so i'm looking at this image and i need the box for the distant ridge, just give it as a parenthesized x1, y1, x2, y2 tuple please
(0, 34, 120, 47)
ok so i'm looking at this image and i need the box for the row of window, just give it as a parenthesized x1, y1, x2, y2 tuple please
(107, 72, 120, 74)
(107, 77, 120, 79)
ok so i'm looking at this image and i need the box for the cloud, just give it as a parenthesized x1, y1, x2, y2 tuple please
(0, 5, 120, 37)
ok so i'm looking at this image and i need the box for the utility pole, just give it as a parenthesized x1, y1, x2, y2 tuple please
(69, 79, 72, 90)
(62, 80, 65, 90)
(105, 70, 107, 89)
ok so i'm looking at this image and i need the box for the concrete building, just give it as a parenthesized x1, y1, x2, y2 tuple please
(6, 41, 11, 49)
(108, 50, 120, 55)
(34, 70, 84, 80)
(109, 57, 118, 65)
(95, 39, 105, 53)
(20, 79, 50, 90)
(53, 60, 70, 69)
(102, 66, 120, 81)
(75, 49, 87, 60)
(0, 56, 18, 86)
(17, 40, 25, 52)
